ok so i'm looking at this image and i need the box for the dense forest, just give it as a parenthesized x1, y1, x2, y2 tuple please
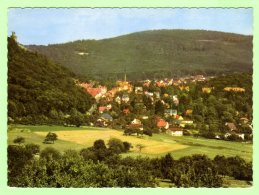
(8, 36, 95, 124)
(28, 30, 252, 80)
(8, 140, 252, 187)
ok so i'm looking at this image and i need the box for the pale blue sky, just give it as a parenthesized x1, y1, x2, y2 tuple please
(8, 8, 253, 45)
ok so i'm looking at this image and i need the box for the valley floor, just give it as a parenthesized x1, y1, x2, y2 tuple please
(8, 124, 252, 162)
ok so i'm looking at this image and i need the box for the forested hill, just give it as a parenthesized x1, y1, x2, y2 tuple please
(8, 36, 95, 124)
(27, 30, 253, 80)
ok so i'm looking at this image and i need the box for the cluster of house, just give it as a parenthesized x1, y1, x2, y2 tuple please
(142, 75, 209, 87)
(94, 104, 195, 137)
(79, 76, 250, 139)
(79, 74, 220, 104)
(141, 75, 209, 92)
(78, 77, 199, 136)
(79, 83, 107, 101)
(223, 117, 252, 140)
(79, 80, 132, 102)
(93, 109, 251, 139)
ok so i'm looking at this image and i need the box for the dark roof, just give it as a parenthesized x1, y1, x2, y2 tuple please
(126, 124, 143, 129)
(168, 127, 183, 132)
(101, 113, 113, 121)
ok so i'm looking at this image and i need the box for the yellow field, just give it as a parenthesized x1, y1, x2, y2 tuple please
(34, 130, 188, 154)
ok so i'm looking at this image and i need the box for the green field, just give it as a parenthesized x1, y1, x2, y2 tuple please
(8, 125, 252, 162)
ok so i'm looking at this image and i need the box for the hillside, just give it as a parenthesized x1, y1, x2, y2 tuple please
(8, 36, 95, 124)
(27, 30, 253, 80)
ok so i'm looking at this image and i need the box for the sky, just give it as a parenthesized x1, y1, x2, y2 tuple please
(8, 8, 253, 45)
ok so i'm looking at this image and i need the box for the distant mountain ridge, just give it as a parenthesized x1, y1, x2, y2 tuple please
(27, 29, 253, 80)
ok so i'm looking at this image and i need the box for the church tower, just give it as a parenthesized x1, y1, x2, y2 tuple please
(11, 32, 17, 41)
(124, 66, 127, 82)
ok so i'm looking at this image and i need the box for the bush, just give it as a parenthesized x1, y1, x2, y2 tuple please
(200, 131, 215, 139)
(108, 138, 125, 154)
(143, 129, 153, 136)
(13, 136, 25, 145)
(40, 147, 61, 160)
(122, 141, 132, 152)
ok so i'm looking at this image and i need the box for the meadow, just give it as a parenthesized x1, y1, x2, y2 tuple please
(8, 125, 252, 162)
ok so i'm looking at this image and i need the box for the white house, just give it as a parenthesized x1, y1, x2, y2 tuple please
(167, 128, 183, 136)
(131, 118, 142, 125)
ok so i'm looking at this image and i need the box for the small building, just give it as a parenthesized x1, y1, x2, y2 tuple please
(98, 105, 112, 113)
(180, 120, 194, 128)
(154, 91, 160, 99)
(164, 109, 177, 117)
(125, 123, 144, 131)
(202, 87, 213, 94)
(185, 109, 193, 116)
(224, 87, 245, 92)
(224, 132, 245, 140)
(175, 115, 184, 121)
(240, 117, 249, 124)
(156, 118, 169, 129)
(156, 80, 165, 87)
(131, 118, 142, 125)
(225, 122, 237, 131)
(164, 109, 173, 117)
(167, 127, 183, 136)
(144, 91, 154, 97)
(172, 95, 179, 106)
(123, 108, 130, 115)
(98, 106, 107, 113)
(117, 81, 133, 92)
(143, 80, 151, 87)
(142, 115, 149, 120)
(115, 96, 121, 104)
(97, 113, 113, 127)
(179, 86, 190, 91)
(194, 75, 206, 82)
(122, 94, 130, 103)
(135, 86, 143, 94)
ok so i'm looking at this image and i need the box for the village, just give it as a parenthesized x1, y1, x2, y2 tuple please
(78, 74, 252, 141)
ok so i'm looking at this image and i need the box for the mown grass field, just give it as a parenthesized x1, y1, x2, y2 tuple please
(8, 125, 252, 162)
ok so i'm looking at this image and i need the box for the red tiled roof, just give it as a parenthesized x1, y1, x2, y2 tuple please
(157, 119, 167, 128)
(123, 108, 130, 114)
(87, 88, 102, 97)
(99, 106, 107, 112)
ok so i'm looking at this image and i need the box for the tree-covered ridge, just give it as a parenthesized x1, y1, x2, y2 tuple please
(27, 30, 252, 80)
(8, 36, 95, 124)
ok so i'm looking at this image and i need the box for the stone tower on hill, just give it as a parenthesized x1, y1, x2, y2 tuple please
(11, 32, 17, 42)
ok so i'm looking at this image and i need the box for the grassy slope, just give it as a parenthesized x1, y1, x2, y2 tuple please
(122, 134, 252, 162)
(27, 30, 252, 79)
(8, 125, 252, 162)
